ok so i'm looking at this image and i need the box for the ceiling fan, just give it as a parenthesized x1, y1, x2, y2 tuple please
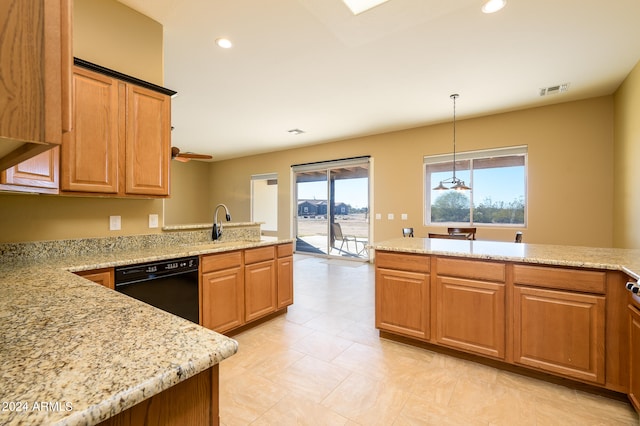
(171, 146, 213, 162)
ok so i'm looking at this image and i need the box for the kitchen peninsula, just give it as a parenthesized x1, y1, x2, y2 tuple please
(0, 230, 292, 426)
(371, 237, 640, 411)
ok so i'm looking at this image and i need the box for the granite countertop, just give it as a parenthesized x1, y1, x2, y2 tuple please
(371, 237, 640, 280)
(0, 237, 293, 426)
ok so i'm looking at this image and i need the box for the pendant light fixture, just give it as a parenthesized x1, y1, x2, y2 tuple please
(433, 94, 471, 191)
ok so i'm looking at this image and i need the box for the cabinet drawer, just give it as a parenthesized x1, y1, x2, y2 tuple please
(437, 257, 505, 282)
(277, 243, 293, 258)
(513, 264, 606, 294)
(245, 246, 275, 264)
(376, 251, 430, 273)
(201, 251, 242, 273)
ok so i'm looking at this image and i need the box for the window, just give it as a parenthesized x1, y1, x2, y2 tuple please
(424, 146, 527, 226)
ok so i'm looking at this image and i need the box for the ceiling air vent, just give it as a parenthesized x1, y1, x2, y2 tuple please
(539, 83, 570, 96)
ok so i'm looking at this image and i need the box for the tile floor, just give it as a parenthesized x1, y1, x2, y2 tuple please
(219, 255, 639, 425)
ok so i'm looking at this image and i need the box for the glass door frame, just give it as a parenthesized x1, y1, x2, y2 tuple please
(292, 156, 371, 261)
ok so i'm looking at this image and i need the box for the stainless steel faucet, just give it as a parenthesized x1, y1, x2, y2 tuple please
(213, 204, 231, 240)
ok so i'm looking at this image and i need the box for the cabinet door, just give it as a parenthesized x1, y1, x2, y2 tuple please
(76, 268, 114, 290)
(0, 0, 71, 171)
(630, 304, 640, 412)
(0, 147, 59, 193)
(245, 260, 277, 322)
(375, 268, 429, 340)
(514, 286, 605, 384)
(436, 276, 505, 359)
(125, 84, 171, 196)
(277, 255, 294, 309)
(201, 267, 244, 333)
(61, 67, 119, 193)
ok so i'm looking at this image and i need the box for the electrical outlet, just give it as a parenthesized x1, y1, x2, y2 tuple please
(149, 214, 159, 228)
(109, 215, 121, 231)
(388, 213, 394, 220)
(401, 213, 408, 220)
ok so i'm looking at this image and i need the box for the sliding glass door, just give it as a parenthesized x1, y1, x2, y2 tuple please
(293, 157, 370, 260)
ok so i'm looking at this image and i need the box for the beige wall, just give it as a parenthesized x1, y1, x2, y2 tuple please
(613, 59, 640, 248)
(74, 0, 163, 85)
(0, 0, 165, 243)
(208, 96, 615, 247)
(164, 161, 212, 225)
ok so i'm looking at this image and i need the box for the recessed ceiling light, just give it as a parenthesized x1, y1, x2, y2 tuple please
(215, 38, 233, 49)
(341, 0, 390, 15)
(481, 0, 507, 14)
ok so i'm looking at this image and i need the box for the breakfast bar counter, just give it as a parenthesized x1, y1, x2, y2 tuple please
(370, 237, 640, 411)
(371, 237, 640, 279)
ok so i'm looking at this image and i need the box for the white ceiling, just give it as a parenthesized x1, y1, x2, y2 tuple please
(117, 0, 640, 162)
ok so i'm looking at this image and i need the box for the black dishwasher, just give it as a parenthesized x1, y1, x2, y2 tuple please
(115, 256, 199, 323)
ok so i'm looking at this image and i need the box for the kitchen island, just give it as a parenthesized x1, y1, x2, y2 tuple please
(371, 237, 640, 411)
(0, 234, 292, 426)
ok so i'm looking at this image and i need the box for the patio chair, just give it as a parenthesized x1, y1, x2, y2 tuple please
(331, 222, 364, 255)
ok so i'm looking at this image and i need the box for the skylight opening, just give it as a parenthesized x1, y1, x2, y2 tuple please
(341, 0, 390, 15)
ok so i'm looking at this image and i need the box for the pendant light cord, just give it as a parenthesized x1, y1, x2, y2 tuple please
(451, 93, 458, 180)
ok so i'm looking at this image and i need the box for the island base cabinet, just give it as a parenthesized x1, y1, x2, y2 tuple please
(630, 302, 640, 412)
(277, 255, 294, 309)
(98, 365, 219, 426)
(435, 276, 505, 359)
(201, 267, 244, 334)
(513, 286, 605, 384)
(375, 268, 429, 340)
(245, 260, 277, 322)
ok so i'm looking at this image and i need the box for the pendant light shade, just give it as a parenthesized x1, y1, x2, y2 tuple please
(433, 94, 471, 191)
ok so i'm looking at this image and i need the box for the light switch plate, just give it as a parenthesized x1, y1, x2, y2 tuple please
(388, 213, 394, 220)
(109, 215, 121, 231)
(375, 213, 381, 220)
(149, 214, 159, 228)
(401, 213, 408, 220)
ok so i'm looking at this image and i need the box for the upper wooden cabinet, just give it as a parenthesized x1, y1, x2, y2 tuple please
(0, 0, 72, 171)
(61, 67, 119, 193)
(60, 62, 174, 197)
(0, 146, 59, 194)
(125, 84, 171, 196)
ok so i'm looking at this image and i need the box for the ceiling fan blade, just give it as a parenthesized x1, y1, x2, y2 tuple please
(178, 153, 213, 160)
(171, 147, 213, 161)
